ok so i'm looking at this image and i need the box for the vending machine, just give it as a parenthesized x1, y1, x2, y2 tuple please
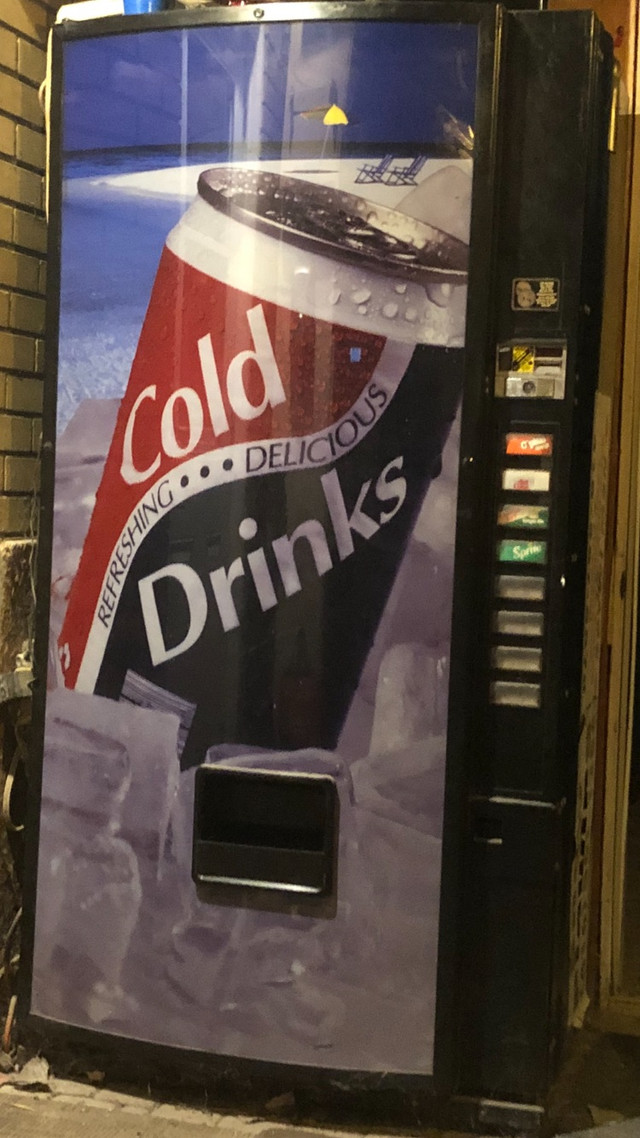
(21, 2, 612, 1128)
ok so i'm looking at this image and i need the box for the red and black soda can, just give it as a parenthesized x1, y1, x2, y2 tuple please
(58, 167, 468, 767)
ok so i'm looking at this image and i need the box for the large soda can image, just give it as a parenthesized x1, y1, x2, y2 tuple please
(58, 168, 468, 767)
(32, 17, 479, 1075)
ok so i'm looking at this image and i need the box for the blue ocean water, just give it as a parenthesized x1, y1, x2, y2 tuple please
(57, 156, 195, 431)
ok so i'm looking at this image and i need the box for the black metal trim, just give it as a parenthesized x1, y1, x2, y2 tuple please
(54, 2, 501, 40)
(450, 7, 613, 1104)
(432, 0, 504, 1095)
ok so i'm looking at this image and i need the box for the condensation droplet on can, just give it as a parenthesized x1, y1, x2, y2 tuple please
(394, 282, 408, 294)
(382, 302, 399, 319)
(405, 307, 418, 322)
(426, 282, 453, 308)
(351, 288, 371, 304)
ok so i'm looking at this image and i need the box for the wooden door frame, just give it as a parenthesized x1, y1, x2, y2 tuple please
(598, 81, 640, 1024)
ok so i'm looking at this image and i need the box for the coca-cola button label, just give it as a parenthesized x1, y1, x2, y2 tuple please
(501, 468, 551, 493)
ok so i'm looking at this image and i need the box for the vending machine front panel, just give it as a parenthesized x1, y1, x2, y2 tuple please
(24, 4, 499, 1083)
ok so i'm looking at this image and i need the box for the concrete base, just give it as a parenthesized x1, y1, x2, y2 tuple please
(0, 1084, 477, 1138)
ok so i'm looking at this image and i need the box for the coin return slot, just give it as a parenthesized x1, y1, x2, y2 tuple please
(490, 681, 541, 708)
(495, 574, 546, 602)
(494, 610, 544, 637)
(492, 645, 542, 672)
(504, 375, 557, 399)
(193, 766, 338, 897)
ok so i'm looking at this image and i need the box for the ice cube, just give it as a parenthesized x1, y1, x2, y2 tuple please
(42, 688, 181, 865)
(426, 282, 453, 308)
(411, 479, 457, 555)
(33, 688, 182, 1029)
(370, 643, 441, 753)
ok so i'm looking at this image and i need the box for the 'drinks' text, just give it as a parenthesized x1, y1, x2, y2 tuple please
(138, 455, 406, 667)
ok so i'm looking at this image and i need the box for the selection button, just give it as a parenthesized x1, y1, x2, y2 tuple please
(502, 468, 551, 492)
(505, 433, 553, 456)
(490, 681, 541, 708)
(498, 539, 547, 565)
(498, 504, 549, 529)
(492, 645, 543, 672)
(495, 575, 546, 601)
(494, 610, 544, 637)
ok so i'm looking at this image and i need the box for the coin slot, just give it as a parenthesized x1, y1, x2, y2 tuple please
(492, 645, 543, 673)
(494, 610, 544, 637)
(495, 340, 567, 400)
(504, 375, 557, 399)
(490, 681, 541, 708)
(193, 766, 338, 897)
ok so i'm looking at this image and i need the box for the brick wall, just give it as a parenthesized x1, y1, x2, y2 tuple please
(0, 0, 62, 1021)
(0, 0, 59, 540)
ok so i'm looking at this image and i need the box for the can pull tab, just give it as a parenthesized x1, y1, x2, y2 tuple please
(472, 816, 504, 846)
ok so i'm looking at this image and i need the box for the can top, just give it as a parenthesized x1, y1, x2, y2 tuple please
(197, 167, 468, 286)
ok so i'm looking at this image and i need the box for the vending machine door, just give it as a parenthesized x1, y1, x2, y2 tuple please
(23, 1, 500, 1091)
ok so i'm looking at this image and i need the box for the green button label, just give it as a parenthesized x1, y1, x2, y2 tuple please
(497, 540, 547, 564)
(498, 504, 549, 529)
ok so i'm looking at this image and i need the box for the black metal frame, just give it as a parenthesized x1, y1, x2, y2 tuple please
(21, 1, 503, 1120)
(451, 8, 612, 1108)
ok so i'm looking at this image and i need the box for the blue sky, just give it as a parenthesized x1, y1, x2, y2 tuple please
(62, 20, 478, 154)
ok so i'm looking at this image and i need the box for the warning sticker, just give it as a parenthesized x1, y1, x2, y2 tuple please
(510, 347, 535, 373)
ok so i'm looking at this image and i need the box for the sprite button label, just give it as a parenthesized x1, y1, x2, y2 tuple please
(497, 539, 547, 564)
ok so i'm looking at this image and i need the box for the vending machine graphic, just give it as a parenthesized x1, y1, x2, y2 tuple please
(22, 2, 613, 1123)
